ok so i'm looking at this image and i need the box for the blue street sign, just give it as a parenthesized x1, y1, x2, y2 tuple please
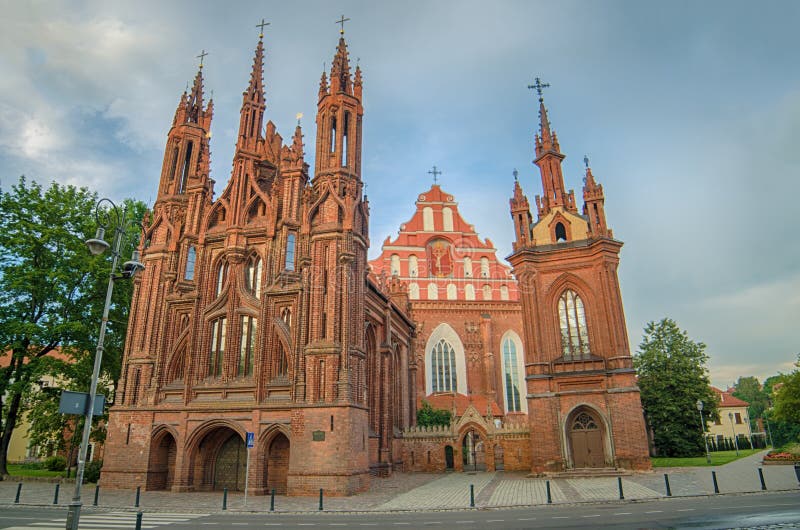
(246, 431, 255, 448)
(58, 391, 105, 416)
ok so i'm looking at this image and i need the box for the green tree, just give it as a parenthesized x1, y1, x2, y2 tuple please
(732, 376, 770, 428)
(634, 318, 718, 457)
(0, 177, 143, 477)
(772, 356, 800, 426)
(416, 401, 452, 427)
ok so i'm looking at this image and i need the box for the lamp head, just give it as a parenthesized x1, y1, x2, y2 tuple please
(728, 412, 733, 419)
(85, 227, 111, 256)
(696, 399, 703, 412)
(122, 250, 145, 278)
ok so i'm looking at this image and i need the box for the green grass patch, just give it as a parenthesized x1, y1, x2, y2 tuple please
(651, 449, 761, 467)
(6, 464, 67, 478)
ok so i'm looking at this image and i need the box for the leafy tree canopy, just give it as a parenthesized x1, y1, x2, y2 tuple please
(772, 356, 800, 427)
(634, 318, 718, 457)
(732, 375, 770, 425)
(416, 400, 452, 427)
(0, 176, 144, 476)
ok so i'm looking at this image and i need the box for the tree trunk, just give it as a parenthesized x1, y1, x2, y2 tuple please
(0, 390, 24, 478)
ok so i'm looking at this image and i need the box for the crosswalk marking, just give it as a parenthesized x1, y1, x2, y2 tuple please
(6, 511, 209, 529)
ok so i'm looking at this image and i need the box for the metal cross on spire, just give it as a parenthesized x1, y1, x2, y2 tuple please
(336, 15, 350, 34)
(513, 168, 519, 181)
(256, 18, 270, 39)
(428, 165, 442, 184)
(527, 77, 550, 102)
(197, 49, 209, 68)
(583, 155, 590, 169)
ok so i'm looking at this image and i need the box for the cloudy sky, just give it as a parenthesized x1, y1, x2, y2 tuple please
(1, 0, 798, 388)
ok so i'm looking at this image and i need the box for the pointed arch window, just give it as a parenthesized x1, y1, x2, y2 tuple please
(276, 342, 288, 377)
(558, 290, 590, 360)
(209, 317, 227, 377)
(245, 254, 262, 298)
(555, 222, 567, 242)
(185, 246, 196, 280)
(281, 307, 292, 328)
(215, 261, 228, 297)
(285, 233, 296, 271)
(179, 141, 193, 194)
(239, 315, 257, 376)
(431, 339, 457, 393)
(464, 256, 473, 278)
(390, 254, 401, 276)
(502, 337, 522, 412)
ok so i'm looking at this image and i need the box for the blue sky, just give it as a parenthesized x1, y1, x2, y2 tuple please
(1, 0, 798, 387)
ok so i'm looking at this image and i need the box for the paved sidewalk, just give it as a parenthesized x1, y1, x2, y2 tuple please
(1, 450, 797, 513)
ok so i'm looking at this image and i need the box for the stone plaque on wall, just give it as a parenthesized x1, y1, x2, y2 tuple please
(312, 430, 325, 442)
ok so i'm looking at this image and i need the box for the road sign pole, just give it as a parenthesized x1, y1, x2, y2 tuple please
(244, 432, 254, 507)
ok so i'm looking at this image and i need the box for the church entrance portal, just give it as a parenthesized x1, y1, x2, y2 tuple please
(214, 434, 247, 491)
(461, 429, 486, 471)
(569, 410, 605, 468)
(264, 433, 290, 494)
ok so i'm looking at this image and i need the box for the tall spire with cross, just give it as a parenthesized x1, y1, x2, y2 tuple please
(527, 76, 576, 216)
(329, 15, 353, 94)
(237, 20, 267, 148)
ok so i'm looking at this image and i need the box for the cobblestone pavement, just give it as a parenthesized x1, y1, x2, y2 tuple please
(1, 450, 797, 512)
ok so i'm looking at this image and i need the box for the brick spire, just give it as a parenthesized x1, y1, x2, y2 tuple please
(329, 37, 352, 95)
(582, 159, 611, 238)
(530, 84, 576, 217)
(510, 170, 534, 250)
(236, 36, 266, 153)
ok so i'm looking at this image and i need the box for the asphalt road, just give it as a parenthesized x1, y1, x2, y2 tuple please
(1, 491, 798, 529)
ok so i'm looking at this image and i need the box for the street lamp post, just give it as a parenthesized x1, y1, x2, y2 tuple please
(696, 400, 711, 464)
(728, 412, 740, 456)
(65, 199, 144, 530)
(765, 418, 775, 448)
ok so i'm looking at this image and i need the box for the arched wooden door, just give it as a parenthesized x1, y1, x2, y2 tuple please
(265, 433, 290, 494)
(569, 411, 605, 468)
(214, 434, 246, 491)
(444, 446, 454, 470)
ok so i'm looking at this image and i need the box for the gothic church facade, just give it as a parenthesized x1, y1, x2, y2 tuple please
(102, 31, 649, 495)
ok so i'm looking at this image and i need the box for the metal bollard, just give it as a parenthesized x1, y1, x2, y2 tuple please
(758, 468, 767, 490)
(318, 488, 323, 511)
(664, 474, 672, 497)
(135, 511, 143, 530)
(712, 470, 719, 494)
(546, 480, 552, 504)
(93, 485, 100, 506)
(14, 483, 22, 504)
(135, 485, 141, 507)
(469, 484, 475, 508)
(53, 483, 60, 505)
(270, 488, 275, 512)
(618, 476, 624, 500)
(222, 488, 228, 510)
(794, 462, 800, 486)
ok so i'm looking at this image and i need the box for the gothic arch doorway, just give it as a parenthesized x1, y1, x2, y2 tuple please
(215, 434, 247, 491)
(493, 444, 504, 471)
(147, 430, 177, 490)
(568, 408, 606, 468)
(186, 424, 246, 491)
(264, 433, 290, 494)
(461, 429, 486, 471)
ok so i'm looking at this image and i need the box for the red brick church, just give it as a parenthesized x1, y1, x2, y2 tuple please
(101, 30, 648, 496)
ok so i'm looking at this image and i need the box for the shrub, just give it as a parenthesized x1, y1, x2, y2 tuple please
(44, 455, 66, 471)
(84, 460, 102, 483)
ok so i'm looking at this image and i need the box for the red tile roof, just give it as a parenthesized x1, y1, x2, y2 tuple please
(711, 386, 749, 408)
(425, 393, 503, 417)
